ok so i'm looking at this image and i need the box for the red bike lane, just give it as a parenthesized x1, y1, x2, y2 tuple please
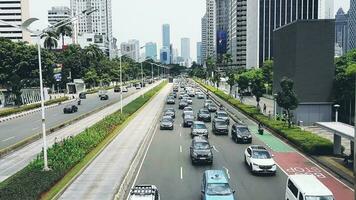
(274, 152, 354, 200)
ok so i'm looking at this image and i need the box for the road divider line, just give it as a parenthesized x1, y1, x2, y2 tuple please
(223, 167, 230, 179)
(180, 145, 182, 153)
(180, 167, 183, 180)
(2, 136, 15, 142)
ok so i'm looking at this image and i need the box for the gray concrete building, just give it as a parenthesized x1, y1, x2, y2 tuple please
(273, 20, 335, 126)
(201, 14, 208, 65)
(335, 8, 349, 56)
(48, 6, 71, 26)
(349, 0, 356, 50)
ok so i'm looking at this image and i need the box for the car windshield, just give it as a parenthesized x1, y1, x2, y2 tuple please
(165, 108, 174, 112)
(206, 183, 232, 195)
(206, 100, 212, 104)
(162, 118, 171, 123)
(200, 110, 209, 114)
(217, 113, 228, 118)
(209, 104, 216, 108)
(215, 120, 227, 126)
(194, 142, 210, 150)
(252, 150, 271, 159)
(305, 196, 334, 200)
(194, 123, 206, 129)
(237, 127, 250, 135)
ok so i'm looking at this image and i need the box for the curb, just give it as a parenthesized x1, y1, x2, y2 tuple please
(0, 99, 76, 123)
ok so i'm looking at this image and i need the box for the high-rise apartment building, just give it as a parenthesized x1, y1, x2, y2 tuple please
(201, 14, 208, 65)
(145, 42, 157, 61)
(120, 40, 140, 62)
(181, 37, 191, 61)
(349, 0, 356, 50)
(197, 42, 202, 65)
(216, 0, 229, 57)
(48, 6, 71, 26)
(70, 0, 112, 56)
(206, 0, 216, 59)
(229, 0, 326, 69)
(335, 8, 349, 56)
(0, 0, 30, 42)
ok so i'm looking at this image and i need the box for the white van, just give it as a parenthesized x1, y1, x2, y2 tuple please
(285, 174, 334, 200)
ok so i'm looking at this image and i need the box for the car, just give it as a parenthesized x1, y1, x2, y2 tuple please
(207, 104, 217, 112)
(122, 87, 128, 92)
(201, 170, 236, 200)
(178, 94, 184, 99)
(197, 109, 211, 122)
(186, 97, 193, 104)
(188, 91, 195, 97)
(231, 123, 252, 143)
(191, 121, 208, 138)
(182, 110, 194, 119)
(79, 92, 86, 99)
(166, 97, 175, 104)
(63, 105, 78, 113)
(244, 145, 277, 175)
(179, 100, 188, 109)
(171, 92, 177, 98)
(212, 118, 229, 135)
(204, 100, 213, 108)
(99, 94, 109, 100)
(135, 84, 141, 89)
(114, 86, 121, 92)
(164, 109, 175, 119)
(183, 106, 193, 112)
(214, 110, 230, 124)
(183, 114, 194, 127)
(128, 184, 160, 200)
(190, 137, 213, 164)
(160, 117, 174, 130)
(197, 93, 205, 99)
(173, 87, 179, 92)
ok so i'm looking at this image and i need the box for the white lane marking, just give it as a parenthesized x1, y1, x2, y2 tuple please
(180, 145, 182, 153)
(223, 166, 230, 179)
(179, 131, 182, 137)
(180, 167, 183, 180)
(212, 145, 219, 152)
(2, 136, 15, 142)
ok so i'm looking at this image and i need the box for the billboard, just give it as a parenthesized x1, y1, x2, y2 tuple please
(217, 30, 227, 54)
(53, 64, 63, 82)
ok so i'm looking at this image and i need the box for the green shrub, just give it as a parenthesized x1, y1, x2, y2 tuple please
(0, 97, 69, 118)
(195, 78, 333, 155)
(0, 81, 167, 200)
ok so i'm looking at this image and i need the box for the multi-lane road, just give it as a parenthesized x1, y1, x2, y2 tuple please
(0, 85, 139, 150)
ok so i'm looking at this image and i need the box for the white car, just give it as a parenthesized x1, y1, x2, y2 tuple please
(244, 145, 277, 175)
(129, 184, 160, 200)
(186, 97, 193, 104)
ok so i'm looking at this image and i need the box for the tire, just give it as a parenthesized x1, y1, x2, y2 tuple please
(250, 164, 254, 174)
(244, 156, 247, 165)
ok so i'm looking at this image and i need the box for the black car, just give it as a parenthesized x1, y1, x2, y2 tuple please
(166, 97, 175, 104)
(212, 118, 229, 135)
(207, 104, 217, 112)
(79, 92, 86, 99)
(160, 117, 174, 130)
(214, 110, 230, 124)
(183, 114, 194, 127)
(231, 123, 252, 143)
(114, 86, 121, 92)
(171, 92, 177, 98)
(179, 100, 188, 109)
(63, 105, 78, 114)
(190, 137, 213, 164)
(100, 94, 109, 100)
(197, 109, 211, 122)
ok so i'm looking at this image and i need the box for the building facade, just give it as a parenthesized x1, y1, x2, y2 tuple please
(160, 24, 171, 64)
(228, 0, 327, 69)
(145, 42, 157, 61)
(0, 0, 30, 42)
(181, 37, 190, 62)
(48, 6, 71, 25)
(216, 0, 230, 57)
(335, 8, 349, 56)
(197, 42, 202, 65)
(349, 0, 356, 51)
(206, 0, 216, 59)
(70, 0, 112, 56)
(120, 40, 140, 62)
(201, 14, 208, 65)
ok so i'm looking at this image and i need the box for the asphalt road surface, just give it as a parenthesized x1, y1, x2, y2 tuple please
(132, 84, 288, 200)
(0, 84, 147, 150)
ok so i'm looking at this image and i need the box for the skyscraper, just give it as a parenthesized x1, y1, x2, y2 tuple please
(197, 42, 202, 65)
(318, 0, 334, 19)
(145, 42, 157, 61)
(229, 0, 324, 69)
(349, 0, 356, 50)
(181, 38, 191, 61)
(160, 24, 171, 64)
(335, 8, 349, 56)
(201, 14, 208, 65)
(48, 6, 71, 25)
(0, 0, 30, 42)
(70, 0, 112, 56)
(205, 0, 216, 60)
(120, 40, 140, 62)
(216, 0, 229, 57)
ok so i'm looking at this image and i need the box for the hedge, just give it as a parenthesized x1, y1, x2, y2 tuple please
(0, 97, 69, 118)
(0, 81, 167, 200)
(195, 79, 333, 155)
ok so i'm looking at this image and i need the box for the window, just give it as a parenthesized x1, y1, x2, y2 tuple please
(288, 180, 298, 197)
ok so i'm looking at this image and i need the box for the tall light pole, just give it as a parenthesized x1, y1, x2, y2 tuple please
(334, 104, 340, 122)
(0, 8, 97, 171)
(274, 93, 278, 120)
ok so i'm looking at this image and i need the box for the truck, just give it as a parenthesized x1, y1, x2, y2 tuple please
(128, 185, 160, 200)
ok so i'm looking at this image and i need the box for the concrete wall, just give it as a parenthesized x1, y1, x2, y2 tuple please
(294, 103, 332, 126)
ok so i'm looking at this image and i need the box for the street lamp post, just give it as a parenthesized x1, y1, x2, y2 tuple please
(274, 93, 278, 120)
(334, 104, 340, 122)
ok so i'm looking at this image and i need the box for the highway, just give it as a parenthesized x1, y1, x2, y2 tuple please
(0, 84, 143, 150)
(131, 84, 287, 200)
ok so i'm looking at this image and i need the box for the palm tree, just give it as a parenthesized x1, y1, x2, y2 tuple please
(56, 25, 72, 48)
(222, 53, 232, 68)
(41, 31, 58, 50)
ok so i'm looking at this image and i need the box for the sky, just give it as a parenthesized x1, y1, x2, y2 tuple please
(29, 0, 350, 61)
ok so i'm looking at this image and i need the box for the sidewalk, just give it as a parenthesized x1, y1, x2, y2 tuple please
(59, 84, 171, 200)
(0, 81, 162, 183)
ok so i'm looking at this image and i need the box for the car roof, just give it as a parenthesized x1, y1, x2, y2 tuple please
(250, 145, 267, 151)
(204, 170, 229, 184)
(194, 121, 205, 125)
(217, 110, 227, 114)
(288, 175, 333, 196)
(199, 108, 209, 112)
(193, 136, 209, 143)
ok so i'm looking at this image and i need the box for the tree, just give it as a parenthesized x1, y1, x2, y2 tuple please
(250, 70, 265, 108)
(206, 56, 215, 78)
(226, 70, 236, 95)
(261, 60, 273, 92)
(276, 77, 299, 128)
(41, 31, 58, 50)
(222, 53, 232, 67)
(56, 25, 72, 48)
(211, 71, 221, 88)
